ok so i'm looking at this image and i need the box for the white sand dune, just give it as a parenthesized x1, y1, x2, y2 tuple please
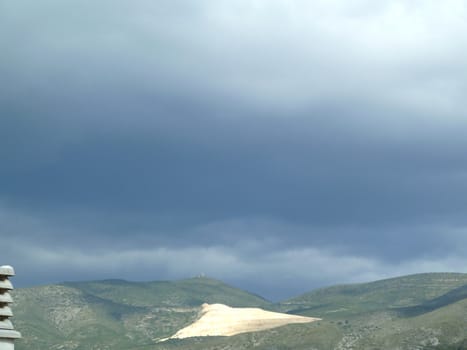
(162, 303, 320, 340)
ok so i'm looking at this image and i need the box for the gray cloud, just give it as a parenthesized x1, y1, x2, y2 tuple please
(2, 0, 466, 114)
(5, 223, 467, 300)
(1, 0, 467, 298)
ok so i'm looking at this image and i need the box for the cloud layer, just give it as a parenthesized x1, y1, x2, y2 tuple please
(1, 0, 467, 300)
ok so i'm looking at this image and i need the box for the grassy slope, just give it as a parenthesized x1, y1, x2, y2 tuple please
(281, 273, 467, 318)
(279, 273, 467, 349)
(154, 273, 467, 350)
(62, 277, 270, 308)
(11, 273, 467, 350)
(358, 297, 467, 349)
(13, 277, 271, 350)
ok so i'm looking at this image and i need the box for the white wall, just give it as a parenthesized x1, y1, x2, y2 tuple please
(0, 339, 14, 350)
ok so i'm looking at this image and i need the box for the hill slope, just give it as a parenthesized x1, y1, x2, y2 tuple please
(281, 273, 467, 318)
(62, 277, 270, 308)
(11, 273, 467, 350)
(12, 277, 271, 350)
(151, 273, 467, 350)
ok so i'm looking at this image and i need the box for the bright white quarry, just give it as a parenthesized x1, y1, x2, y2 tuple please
(162, 303, 320, 341)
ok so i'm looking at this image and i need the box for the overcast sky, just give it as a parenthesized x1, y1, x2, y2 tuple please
(1, 0, 467, 300)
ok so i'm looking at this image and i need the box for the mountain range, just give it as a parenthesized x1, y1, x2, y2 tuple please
(11, 273, 467, 350)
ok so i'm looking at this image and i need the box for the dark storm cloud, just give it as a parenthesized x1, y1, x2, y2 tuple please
(1, 0, 467, 299)
(3, 105, 467, 237)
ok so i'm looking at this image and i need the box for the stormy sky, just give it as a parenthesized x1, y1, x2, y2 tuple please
(1, 0, 467, 300)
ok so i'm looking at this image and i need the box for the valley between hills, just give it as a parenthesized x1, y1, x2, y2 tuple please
(11, 273, 467, 350)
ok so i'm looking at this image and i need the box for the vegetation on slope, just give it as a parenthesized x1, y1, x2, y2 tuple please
(281, 273, 467, 318)
(11, 273, 467, 350)
(13, 277, 271, 350)
(63, 277, 270, 308)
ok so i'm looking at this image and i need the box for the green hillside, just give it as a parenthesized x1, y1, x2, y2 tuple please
(63, 277, 270, 308)
(151, 273, 467, 350)
(281, 273, 467, 318)
(12, 277, 271, 350)
(11, 273, 467, 350)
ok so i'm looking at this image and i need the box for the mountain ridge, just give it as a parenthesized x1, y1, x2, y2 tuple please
(11, 272, 467, 350)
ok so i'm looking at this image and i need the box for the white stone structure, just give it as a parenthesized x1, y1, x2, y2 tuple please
(0, 266, 20, 350)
